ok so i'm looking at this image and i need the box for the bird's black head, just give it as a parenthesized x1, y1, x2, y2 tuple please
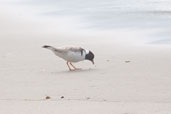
(85, 51, 95, 64)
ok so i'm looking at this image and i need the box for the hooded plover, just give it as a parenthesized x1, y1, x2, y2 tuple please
(42, 45, 94, 71)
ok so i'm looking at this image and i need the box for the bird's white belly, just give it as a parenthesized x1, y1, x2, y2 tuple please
(66, 51, 85, 62)
(56, 51, 85, 62)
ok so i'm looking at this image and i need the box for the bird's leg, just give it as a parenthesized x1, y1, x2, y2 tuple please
(69, 62, 81, 70)
(66, 62, 72, 71)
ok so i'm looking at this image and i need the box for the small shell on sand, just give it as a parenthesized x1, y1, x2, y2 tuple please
(125, 61, 131, 63)
(45, 96, 51, 99)
(106, 60, 110, 62)
(61, 96, 64, 99)
(86, 97, 90, 100)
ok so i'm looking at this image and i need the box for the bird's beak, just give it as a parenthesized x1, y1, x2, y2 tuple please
(91, 60, 94, 64)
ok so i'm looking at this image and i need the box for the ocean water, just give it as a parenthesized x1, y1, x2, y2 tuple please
(1, 0, 171, 44)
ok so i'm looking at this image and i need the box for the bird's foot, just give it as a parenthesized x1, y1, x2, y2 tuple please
(69, 68, 81, 71)
(74, 68, 82, 70)
(69, 69, 74, 71)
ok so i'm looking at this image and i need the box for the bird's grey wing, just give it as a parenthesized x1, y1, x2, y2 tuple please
(53, 48, 64, 53)
(68, 47, 85, 56)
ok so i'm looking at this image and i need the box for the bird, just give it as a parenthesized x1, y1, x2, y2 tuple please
(42, 45, 94, 71)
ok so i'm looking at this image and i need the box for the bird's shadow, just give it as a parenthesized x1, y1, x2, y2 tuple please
(51, 68, 97, 74)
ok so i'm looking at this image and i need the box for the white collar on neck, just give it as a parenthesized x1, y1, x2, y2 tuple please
(85, 49, 89, 54)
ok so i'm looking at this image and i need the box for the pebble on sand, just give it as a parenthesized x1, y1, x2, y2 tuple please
(61, 96, 64, 99)
(45, 96, 51, 99)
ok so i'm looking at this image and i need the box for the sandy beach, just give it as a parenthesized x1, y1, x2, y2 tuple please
(1, 0, 171, 113)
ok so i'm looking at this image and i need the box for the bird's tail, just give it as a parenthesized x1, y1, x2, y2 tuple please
(42, 45, 56, 51)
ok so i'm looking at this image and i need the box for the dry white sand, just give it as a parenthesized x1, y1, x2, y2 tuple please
(0, 6, 171, 114)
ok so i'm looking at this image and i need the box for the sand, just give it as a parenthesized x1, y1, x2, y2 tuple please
(1, 3, 171, 114)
